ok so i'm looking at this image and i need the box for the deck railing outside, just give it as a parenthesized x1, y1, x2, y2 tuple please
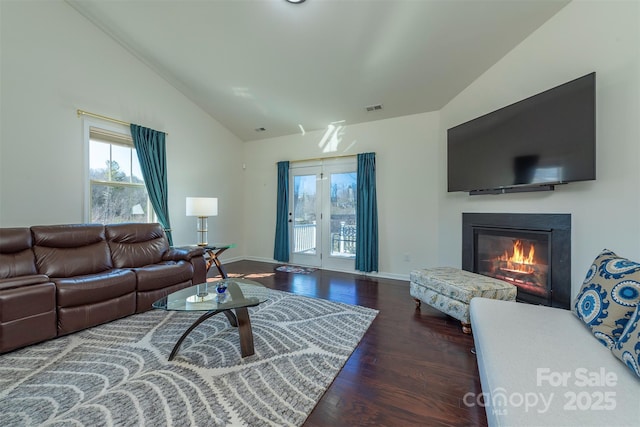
(331, 222, 356, 256)
(293, 222, 356, 257)
(293, 223, 316, 253)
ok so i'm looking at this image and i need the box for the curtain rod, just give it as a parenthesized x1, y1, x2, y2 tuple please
(279, 153, 357, 164)
(76, 109, 168, 135)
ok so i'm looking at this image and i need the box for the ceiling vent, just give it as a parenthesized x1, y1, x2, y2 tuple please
(365, 104, 383, 112)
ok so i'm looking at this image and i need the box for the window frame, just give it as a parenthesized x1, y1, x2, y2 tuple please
(82, 118, 153, 224)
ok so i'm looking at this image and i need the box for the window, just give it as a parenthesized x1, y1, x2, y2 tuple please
(87, 126, 152, 224)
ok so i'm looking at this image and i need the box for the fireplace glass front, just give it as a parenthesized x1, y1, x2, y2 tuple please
(474, 227, 551, 306)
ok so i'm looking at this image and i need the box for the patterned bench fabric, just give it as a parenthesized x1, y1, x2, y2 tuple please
(410, 282, 472, 323)
(410, 267, 517, 324)
(410, 267, 516, 304)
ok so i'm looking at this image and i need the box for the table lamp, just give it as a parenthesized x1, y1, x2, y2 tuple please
(186, 197, 218, 246)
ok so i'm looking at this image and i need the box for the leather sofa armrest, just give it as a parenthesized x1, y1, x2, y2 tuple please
(163, 246, 205, 262)
(0, 274, 51, 291)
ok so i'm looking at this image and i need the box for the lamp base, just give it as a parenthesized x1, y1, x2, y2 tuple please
(196, 216, 209, 246)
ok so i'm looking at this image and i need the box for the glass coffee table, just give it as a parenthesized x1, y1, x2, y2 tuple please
(152, 278, 269, 361)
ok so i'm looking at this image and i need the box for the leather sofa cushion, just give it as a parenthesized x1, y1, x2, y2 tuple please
(32, 224, 112, 277)
(0, 228, 38, 278)
(106, 223, 169, 268)
(0, 227, 33, 252)
(0, 282, 56, 323)
(0, 281, 57, 353)
(136, 280, 191, 313)
(1, 310, 57, 353)
(57, 293, 135, 336)
(135, 261, 193, 292)
(0, 275, 50, 291)
(55, 269, 136, 307)
(164, 246, 205, 261)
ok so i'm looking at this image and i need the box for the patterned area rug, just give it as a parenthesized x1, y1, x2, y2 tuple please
(0, 288, 377, 426)
(275, 265, 318, 274)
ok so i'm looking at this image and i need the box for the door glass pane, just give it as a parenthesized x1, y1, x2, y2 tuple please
(293, 174, 317, 255)
(329, 172, 357, 258)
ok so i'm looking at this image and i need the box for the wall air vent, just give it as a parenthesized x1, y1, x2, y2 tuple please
(365, 104, 383, 112)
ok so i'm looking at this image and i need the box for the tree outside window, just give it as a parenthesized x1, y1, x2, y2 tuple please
(89, 128, 152, 224)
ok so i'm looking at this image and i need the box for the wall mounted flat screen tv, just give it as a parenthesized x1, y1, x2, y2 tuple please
(447, 72, 595, 194)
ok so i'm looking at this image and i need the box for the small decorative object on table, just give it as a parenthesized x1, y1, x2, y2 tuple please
(216, 281, 228, 294)
(215, 281, 228, 303)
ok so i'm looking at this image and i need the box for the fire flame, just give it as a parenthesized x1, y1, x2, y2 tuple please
(498, 240, 535, 273)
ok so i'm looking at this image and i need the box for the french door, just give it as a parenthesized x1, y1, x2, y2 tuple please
(289, 158, 357, 271)
(289, 165, 322, 267)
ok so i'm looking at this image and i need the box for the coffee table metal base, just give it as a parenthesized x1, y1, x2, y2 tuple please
(168, 307, 254, 361)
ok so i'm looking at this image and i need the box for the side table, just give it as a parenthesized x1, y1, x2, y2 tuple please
(202, 244, 235, 279)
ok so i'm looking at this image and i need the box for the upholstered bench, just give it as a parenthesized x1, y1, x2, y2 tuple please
(410, 267, 516, 333)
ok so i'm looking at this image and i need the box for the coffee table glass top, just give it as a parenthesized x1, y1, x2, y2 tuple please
(152, 278, 269, 312)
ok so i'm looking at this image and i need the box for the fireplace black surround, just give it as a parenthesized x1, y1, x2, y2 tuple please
(462, 213, 571, 309)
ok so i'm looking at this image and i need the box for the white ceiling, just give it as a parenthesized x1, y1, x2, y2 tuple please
(67, 0, 570, 142)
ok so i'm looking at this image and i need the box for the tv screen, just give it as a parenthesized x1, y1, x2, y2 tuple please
(447, 72, 596, 194)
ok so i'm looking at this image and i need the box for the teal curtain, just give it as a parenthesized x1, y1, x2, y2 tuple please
(355, 152, 378, 272)
(130, 124, 173, 245)
(273, 161, 290, 262)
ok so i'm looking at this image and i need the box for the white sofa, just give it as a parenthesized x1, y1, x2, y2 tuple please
(470, 298, 640, 427)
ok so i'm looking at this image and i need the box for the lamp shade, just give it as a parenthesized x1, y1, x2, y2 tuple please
(186, 197, 218, 216)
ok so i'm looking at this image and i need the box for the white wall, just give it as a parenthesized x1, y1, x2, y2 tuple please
(243, 112, 440, 278)
(0, 1, 245, 253)
(244, 1, 640, 284)
(438, 0, 640, 296)
(2, 1, 638, 286)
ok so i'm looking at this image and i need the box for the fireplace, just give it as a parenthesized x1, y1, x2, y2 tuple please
(462, 213, 571, 309)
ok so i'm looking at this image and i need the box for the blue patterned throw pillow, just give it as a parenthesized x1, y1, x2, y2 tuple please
(573, 249, 640, 348)
(612, 304, 640, 378)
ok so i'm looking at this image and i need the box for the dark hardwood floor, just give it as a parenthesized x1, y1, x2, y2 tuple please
(215, 260, 488, 427)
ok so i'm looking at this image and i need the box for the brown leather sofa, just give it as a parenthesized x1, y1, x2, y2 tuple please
(0, 223, 206, 353)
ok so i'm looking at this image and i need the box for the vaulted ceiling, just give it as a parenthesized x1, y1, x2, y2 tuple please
(67, 0, 570, 141)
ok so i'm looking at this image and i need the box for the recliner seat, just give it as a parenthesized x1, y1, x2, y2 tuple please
(0, 223, 206, 353)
